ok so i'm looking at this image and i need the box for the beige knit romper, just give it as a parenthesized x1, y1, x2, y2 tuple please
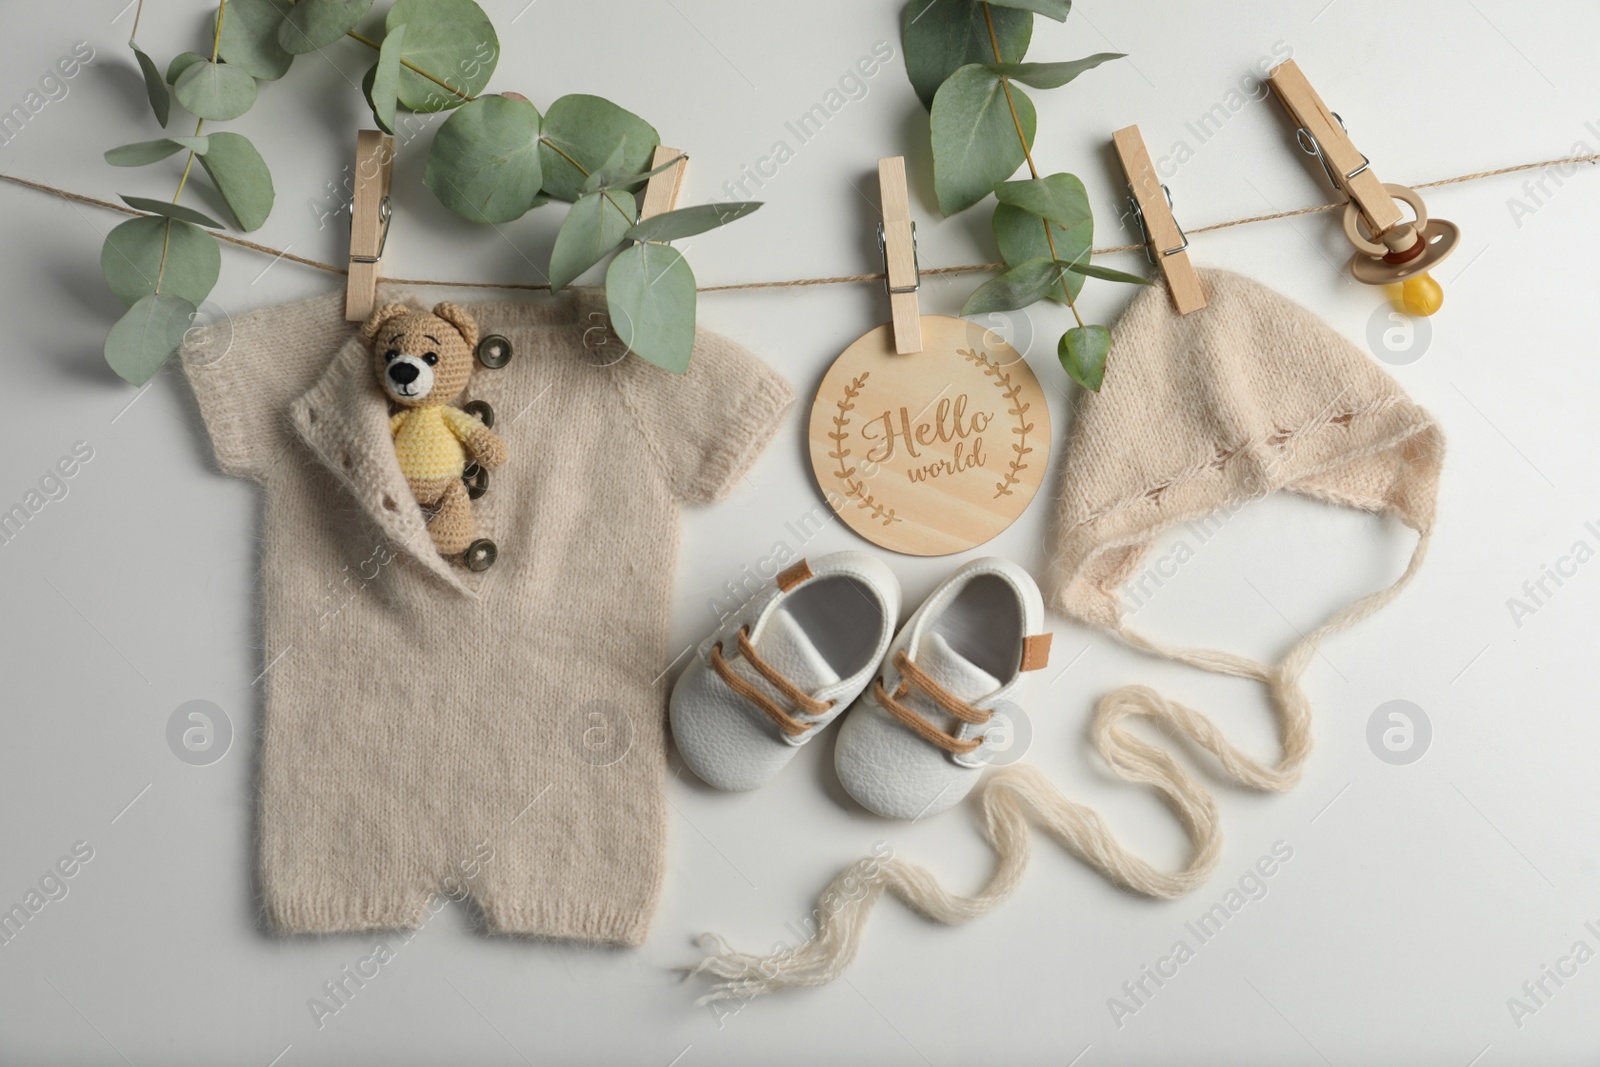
(181, 288, 793, 944)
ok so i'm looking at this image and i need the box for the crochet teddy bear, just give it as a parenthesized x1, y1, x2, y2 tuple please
(363, 301, 507, 558)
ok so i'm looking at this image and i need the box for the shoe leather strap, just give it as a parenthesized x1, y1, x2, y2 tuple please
(873, 650, 987, 755)
(709, 627, 833, 737)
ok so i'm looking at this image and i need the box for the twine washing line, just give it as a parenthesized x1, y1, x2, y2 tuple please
(2, 151, 1594, 294)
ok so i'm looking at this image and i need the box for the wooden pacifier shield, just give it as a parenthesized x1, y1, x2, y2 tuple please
(808, 315, 1051, 556)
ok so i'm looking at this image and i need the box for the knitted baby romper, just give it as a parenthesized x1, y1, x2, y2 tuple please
(181, 288, 793, 942)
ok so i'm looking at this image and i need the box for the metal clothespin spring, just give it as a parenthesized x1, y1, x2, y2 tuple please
(1125, 183, 1189, 265)
(349, 195, 393, 265)
(876, 220, 921, 295)
(1294, 112, 1369, 187)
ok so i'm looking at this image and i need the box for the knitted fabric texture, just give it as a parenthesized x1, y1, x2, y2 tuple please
(1048, 267, 1441, 630)
(690, 267, 1443, 1001)
(181, 286, 793, 944)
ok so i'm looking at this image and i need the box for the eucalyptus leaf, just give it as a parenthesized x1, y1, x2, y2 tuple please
(991, 175, 1093, 296)
(120, 196, 225, 230)
(423, 95, 543, 224)
(986, 0, 1072, 21)
(130, 43, 169, 127)
(386, 0, 498, 112)
(1059, 324, 1110, 392)
(101, 216, 220, 307)
(623, 202, 761, 243)
(994, 173, 1091, 230)
(930, 64, 1034, 215)
(548, 190, 635, 291)
(121, 195, 225, 230)
(121, 195, 226, 229)
(960, 256, 1067, 315)
(166, 51, 207, 85)
(218, 0, 295, 79)
(360, 63, 379, 127)
(538, 94, 659, 203)
(580, 142, 632, 194)
(1059, 259, 1151, 285)
(583, 150, 686, 195)
(196, 132, 274, 231)
(105, 293, 196, 386)
(105, 137, 210, 167)
(173, 60, 258, 121)
(902, 0, 1031, 110)
(605, 242, 696, 374)
(366, 22, 406, 134)
(985, 53, 1123, 89)
(992, 204, 1086, 302)
(278, 0, 373, 55)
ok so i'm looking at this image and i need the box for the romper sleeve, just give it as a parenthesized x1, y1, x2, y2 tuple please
(610, 325, 795, 505)
(178, 290, 355, 483)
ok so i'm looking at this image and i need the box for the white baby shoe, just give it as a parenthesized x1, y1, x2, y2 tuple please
(834, 557, 1052, 820)
(671, 552, 900, 791)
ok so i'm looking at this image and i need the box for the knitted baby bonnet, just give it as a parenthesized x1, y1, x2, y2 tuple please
(1050, 265, 1441, 634)
(687, 268, 1443, 1004)
(1045, 266, 1443, 799)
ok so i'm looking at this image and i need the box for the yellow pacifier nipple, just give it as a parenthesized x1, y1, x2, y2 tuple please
(1398, 272, 1444, 316)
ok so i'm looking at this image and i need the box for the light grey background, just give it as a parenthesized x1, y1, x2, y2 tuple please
(2, 0, 1598, 1063)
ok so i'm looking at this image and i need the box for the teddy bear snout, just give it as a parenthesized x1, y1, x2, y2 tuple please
(382, 354, 435, 401)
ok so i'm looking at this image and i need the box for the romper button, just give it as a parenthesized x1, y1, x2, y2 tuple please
(476, 334, 512, 369)
(461, 399, 495, 427)
(462, 462, 488, 499)
(464, 538, 498, 572)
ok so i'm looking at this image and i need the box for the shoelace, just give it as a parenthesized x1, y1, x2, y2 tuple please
(709, 626, 834, 737)
(872, 650, 990, 755)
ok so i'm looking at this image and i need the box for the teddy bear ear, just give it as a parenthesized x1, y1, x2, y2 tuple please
(433, 302, 479, 351)
(361, 303, 410, 345)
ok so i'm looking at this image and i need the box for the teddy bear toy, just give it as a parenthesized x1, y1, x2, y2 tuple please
(362, 301, 507, 559)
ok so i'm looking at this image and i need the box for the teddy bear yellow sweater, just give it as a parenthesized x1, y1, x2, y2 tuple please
(389, 405, 485, 480)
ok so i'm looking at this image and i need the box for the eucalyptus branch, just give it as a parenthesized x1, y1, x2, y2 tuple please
(981, 1, 1083, 328)
(157, 0, 226, 294)
(211, 0, 226, 57)
(338, 36, 635, 228)
(101, 0, 746, 383)
(171, 119, 205, 205)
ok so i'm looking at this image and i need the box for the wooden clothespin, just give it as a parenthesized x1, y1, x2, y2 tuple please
(1268, 60, 1400, 235)
(639, 144, 688, 223)
(345, 129, 395, 322)
(877, 157, 922, 354)
(1112, 125, 1205, 315)
(1267, 59, 1459, 315)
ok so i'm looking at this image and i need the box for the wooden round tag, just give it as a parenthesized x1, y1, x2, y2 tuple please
(808, 315, 1051, 556)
